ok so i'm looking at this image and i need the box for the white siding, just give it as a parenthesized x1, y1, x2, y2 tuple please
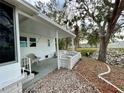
(20, 32, 56, 60)
(0, 63, 21, 88)
(0, 9, 22, 90)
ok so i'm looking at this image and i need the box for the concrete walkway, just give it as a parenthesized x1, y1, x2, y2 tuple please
(23, 58, 57, 89)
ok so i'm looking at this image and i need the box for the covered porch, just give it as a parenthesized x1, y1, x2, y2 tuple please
(17, 8, 76, 88)
(18, 10, 76, 68)
(23, 58, 57, 89)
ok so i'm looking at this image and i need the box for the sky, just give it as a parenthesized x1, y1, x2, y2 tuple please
(25, 0, 50, 6)
(25, 0, 124, 42)
(26, 0, 65, 6)
(39, 0, 50, 3)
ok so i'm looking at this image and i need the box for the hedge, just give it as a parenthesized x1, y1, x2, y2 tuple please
(75, 48, 124, 57)
(108, 48, 124, 53)
(76, 48, 97, 57)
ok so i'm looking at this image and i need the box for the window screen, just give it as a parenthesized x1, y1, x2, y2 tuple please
(20, 36, 27, 47)
(30, 38, 36, 47)
(0, 2, 16, 63)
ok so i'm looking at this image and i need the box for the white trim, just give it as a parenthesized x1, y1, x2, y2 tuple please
(28, 58, 32, 74)
(18, 0, 39, 12)
(0, 75, 24, 90)
(0, 1, 18, 66)
(18, 10, 75, 38)
(16, 9, 21, 64)
(18, 10, 37, 21)
(37, 14, 76, 38)
(5, 0, 76, 38)
(56, 31, 60, 69)
(19, 0, 76, 37)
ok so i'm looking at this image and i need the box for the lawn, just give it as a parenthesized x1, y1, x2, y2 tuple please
(108, 48, 124, 52)
(76, 48, 98, 56)
(75, 48, 124, 56)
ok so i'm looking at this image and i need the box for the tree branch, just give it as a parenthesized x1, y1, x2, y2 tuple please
(103, 0, 114, 7)
(82, 2, 102, 28)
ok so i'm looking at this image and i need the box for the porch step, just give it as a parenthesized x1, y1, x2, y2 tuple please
(21, 69, 38, 75)
(22, 73, 34, 84)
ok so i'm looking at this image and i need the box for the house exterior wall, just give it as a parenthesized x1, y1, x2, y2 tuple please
(0, 63, 21, 87)
(0, 0, 74, 92)
(20, 32, 56, 60)
(0, 3, 23, 93)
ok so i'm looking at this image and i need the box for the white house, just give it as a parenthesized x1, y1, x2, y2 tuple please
(0, 0, 82, 93)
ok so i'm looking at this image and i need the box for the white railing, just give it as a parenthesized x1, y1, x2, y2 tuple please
(59, 50, 81, 69)
(21, 57, 32, 75)
(21, 57, 35, 84)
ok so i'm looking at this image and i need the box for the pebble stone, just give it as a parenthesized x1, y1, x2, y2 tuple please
(23, 69, 99, 93)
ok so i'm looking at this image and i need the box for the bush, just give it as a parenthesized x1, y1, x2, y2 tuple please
(108, 48, 124, 53)
(76, 48, 97, 57)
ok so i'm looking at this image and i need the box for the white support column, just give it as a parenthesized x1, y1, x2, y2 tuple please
(28, 58, 32, 75)
(56, 31, 60, 69)
(72, 38, 75, 51)
(15, 9, 23, 74)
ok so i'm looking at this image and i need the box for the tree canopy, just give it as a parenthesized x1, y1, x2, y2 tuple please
(35, 0, 124, 62)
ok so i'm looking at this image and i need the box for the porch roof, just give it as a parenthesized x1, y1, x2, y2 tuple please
(5, 0, 76, 38)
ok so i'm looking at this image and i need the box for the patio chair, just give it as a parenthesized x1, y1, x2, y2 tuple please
(26, 53, 40, 64)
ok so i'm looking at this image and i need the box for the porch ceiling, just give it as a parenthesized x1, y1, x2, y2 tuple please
(5, 0, 75, 38)
(19, 14, 75, 38)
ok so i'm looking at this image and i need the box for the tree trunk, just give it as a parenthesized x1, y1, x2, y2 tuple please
(74, 24, 80, 48)
(98, 36, 108, 62)
(74, 36, 79, 48)
(65, 38, 68, 49)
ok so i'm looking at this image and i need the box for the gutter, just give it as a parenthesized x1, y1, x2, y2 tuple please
(37, 14, 76, 38)
(4, 0, 75, 38)
(98, 64, 124, 93)
(19, 0, 76, 38)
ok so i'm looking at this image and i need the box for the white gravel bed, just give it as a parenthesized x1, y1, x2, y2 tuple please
(23, 69, 99, 93)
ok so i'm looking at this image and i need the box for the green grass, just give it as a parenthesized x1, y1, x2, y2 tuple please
(108, 48, 124, 53)
(76, 48, 97, 56)
(70, 47, 124, 57)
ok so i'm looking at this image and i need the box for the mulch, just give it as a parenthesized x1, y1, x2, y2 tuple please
(103, 65, 124, 91)
(73, 57, 122, 93)
(23, 69, 100, 93)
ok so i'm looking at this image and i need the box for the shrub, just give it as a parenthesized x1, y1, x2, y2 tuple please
(76, 48, 97, 57)
(108, 48, 124, 53)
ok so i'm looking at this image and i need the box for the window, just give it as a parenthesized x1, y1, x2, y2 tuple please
(30, 38, 36, 47)
(48, 39, 50, 47)
(20, 36, 27, 47)
(0, 2, 16, 64)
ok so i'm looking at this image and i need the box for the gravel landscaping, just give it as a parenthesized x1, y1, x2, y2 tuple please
(74, 57, 122, 93)
(103, 65, 124, 91)
(23, 69, 99, 93)
(92, 51, 124, 67)
(23, 57, 124, 93)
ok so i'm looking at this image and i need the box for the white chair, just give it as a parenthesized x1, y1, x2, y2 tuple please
(26, 53, 40, 64)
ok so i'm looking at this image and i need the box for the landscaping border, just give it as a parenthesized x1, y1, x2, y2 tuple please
(98, 64, 124, 93)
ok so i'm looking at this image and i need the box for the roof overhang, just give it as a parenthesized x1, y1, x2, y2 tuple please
(4, 0, 76, 38)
